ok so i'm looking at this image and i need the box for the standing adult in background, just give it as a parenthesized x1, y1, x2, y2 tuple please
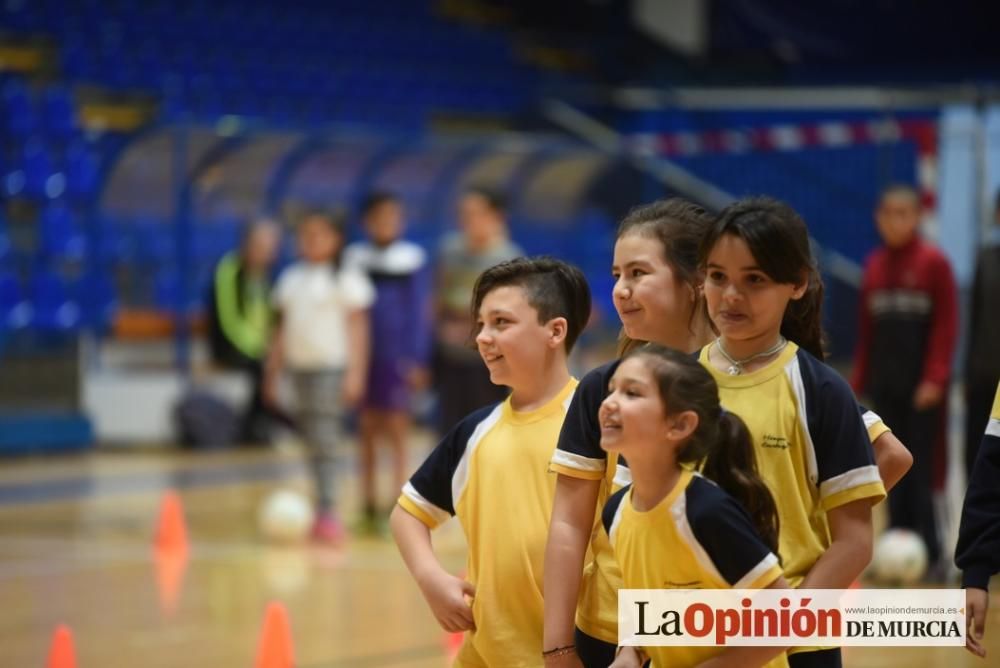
(963, 189, 1000, 479)
(206, 218, 285, 445)
(851, 184, 958, 572)
(344, 192, 433, 534)
(433, 186, 522, 435)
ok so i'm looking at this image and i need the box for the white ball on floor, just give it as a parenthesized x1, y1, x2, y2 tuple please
(871, 528, 928, 585)
(258, 490, 314, 545)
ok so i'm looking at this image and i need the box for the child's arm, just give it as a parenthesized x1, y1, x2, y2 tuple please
(543, 474, 600, 660)
(696, 577, 791, 668)
(872, 430, 912, 493)
(390, 505, 476, 632)
(263, 312, 284, 407)
(543, 365, 615, 662)
(342, 308, 370, 408)
(956, 383, 1000, 657)
(799, 498, 874, 589)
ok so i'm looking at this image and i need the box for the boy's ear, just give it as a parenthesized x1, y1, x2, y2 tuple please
(548, 317, 568, 348)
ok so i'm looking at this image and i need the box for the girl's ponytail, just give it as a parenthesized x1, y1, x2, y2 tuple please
(700, 411, 781, 556)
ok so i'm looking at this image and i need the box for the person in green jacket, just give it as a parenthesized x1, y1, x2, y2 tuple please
(207, 218, 285, 444)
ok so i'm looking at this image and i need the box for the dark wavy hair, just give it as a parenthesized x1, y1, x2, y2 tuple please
(699, 196, 825, 360)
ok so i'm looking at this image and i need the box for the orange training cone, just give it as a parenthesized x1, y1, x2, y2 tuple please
(46, 624, 77, 668)
(254, 602, 294, 668)
(155, 490, 189, 554)
(443, 629, 464, 663)
(154, 546, 189, 616)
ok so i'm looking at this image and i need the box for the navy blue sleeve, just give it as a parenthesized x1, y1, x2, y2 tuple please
(603, 486, 629, 535)
(796, 350, 885, 509)
(687, 477, 780, 587)
(550, 361, 618, 479)
(402, 403, 498, 523)
(956, 407, 1000, 589)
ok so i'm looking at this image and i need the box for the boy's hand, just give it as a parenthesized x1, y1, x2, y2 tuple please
(966, 587, 989, 658)
(913, 380, 944, 410)
(406, 366, 431, 391)
(418, 569, 476, 632)
(609, 646, 643, 668)
(341, 372, 365, 408)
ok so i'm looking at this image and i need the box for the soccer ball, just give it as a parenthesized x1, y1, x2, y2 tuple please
(258, 490, 314, 544)
(871, 528, 928, 585)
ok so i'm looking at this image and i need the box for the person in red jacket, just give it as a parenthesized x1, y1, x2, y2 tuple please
(851, 185, 958, 571)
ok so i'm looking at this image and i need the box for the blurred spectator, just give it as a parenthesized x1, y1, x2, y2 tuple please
(964, 189, 1000, 479)
(206, 218, 287, 444)
(432, 187, 522, 435)
(343, 192, 432, 534)
(851, 185, 958, 571)
(266, 210, 373, 544)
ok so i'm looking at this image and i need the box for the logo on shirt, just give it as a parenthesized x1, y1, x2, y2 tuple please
(761, 434, 790, 450)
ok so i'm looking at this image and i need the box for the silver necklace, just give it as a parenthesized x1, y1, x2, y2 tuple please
(716, 336, 787, 375)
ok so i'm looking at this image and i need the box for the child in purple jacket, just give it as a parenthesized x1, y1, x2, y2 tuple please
(344, 192, 432, 533)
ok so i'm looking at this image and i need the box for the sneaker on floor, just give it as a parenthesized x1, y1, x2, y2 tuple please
(311, 512, 346, 546)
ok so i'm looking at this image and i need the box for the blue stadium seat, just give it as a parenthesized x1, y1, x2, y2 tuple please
(42, 85, 77, 140)
(29, 270, 81, 332)
(1, 78, 37, 137)
(0, 271, 32, 330)
(64, 141, 101, 201)
(39, 201, 87, 261)
(76, 271, 118, 332)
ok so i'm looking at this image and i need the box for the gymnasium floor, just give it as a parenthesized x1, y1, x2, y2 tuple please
(1, 436, 997, 667)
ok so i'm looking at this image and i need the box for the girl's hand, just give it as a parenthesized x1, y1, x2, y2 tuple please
(341, 372, 364, 408)
(417, 569, 476, 633)
(609, 646, 644, 668)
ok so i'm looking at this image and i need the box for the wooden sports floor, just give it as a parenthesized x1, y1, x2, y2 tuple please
(1, 436, 997, 667)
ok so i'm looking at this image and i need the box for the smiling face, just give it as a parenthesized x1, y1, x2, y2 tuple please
(474, 285, 564, 389)
(598, 356, 670, 455)
(611, 233, 694, 345)
(702, 233, 805, 348)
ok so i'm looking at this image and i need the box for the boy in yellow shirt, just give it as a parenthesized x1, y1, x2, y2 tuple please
(391, 257, 591, 666)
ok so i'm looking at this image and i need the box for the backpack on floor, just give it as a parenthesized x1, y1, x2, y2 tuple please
(173, 389, 240, 449)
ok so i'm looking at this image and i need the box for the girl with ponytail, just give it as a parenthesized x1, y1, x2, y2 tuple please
(599, 345, 788, 668)
(697, 196, 901, 668)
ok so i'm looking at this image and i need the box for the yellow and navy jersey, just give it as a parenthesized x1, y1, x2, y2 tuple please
(398, 378, 577, 667)
(699, 342, 886, 587)
(956, 380, 1000, 590)
(603, 470, 787, 668)
(549, 354, 889, 641)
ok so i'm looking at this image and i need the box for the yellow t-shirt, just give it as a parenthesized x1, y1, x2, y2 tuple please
(399, 378, 578, 667)
(550, 351, 890, 644)
(699, 342, 886, 587)
(604, 469, 786, 668)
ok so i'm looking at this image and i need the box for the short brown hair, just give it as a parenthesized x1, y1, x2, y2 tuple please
(471, 257, 591, 353)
